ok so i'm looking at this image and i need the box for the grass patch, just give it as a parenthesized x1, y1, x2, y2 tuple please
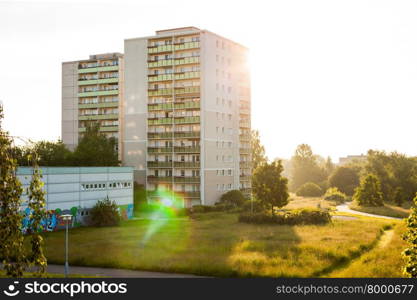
(328, 222, 407, 277)
(349, 203, 411, 218)
(284, 194, 339, 211)
(33, 212, 398, 277)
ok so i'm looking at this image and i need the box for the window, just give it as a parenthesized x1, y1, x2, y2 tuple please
(181, 170, 185, 177)
(228, 169, 232, 176)
(222, 127, 225, 134)
(216, 126, 219, 133)
(216, 97, 219, 105)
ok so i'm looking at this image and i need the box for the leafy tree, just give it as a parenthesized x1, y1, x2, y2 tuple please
(323, 187, 347, 203)
(0, 105, 26, 277)
(290, 144, 327, 190)
(296, 182, 323, 197)
(26, 152, 47, 276)
(220, 190, 246, 208)
(73, 122, 119, 166)
(403, 192, 417, 277)
(329, 166, 360, 196)
(15, 141, 73, 166)
(252, 160, 289, 215)
(353, 174, 384, 207)
(324, 156, 335, 177)
(251, 129, 267, 171)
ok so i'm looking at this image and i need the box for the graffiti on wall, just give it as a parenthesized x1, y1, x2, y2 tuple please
(21, 203, 133, 233)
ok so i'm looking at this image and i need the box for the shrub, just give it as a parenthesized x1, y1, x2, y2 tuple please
(324, 187, 347, 203)
(238, 208, 331, 225)
(296, 182, 323, 197)
(220, 190, 246, 207)
(242, 200, 265, 213)
(89, 197, 120, 227)
(191, 204, 233, 213)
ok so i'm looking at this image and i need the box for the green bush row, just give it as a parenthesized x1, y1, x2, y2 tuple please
(238, 208, 331, 225)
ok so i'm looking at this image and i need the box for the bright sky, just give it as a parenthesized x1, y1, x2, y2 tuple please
(1, 0, 416, 162)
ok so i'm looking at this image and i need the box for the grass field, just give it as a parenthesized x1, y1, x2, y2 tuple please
(349, 203, 411, 218)
(284, 194, 339, 211)
(36, 212, 405, 277)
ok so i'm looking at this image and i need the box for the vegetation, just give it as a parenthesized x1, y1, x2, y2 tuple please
(329, 166, 359, 196)
(241, 200, 265, 213)
(251, 129, 267, 171)
(239, 208, 331, 225)
(252, 160, 289, 214)
(403, 193, 417, 277)
(219, 190, 246, 208)
(89, 197, 121, 227)
(290, 144, 327, 191)
(323, 187, 347, 203)
(349, 203, 411, 219)
(353, 174, 384, 207)
(0, 105, 26, 277)
(296, 182, 323, 197)
(15, 122, 119, 167)
(37, 213, 398, 277)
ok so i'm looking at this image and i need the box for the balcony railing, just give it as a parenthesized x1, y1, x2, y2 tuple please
(148, 42, 199, 54)
(174, 146, 200, 153)
(239, 175, 251, 182)
(148, 103, 173, 111)
(147, 132, 173, 139)
(174, 131, 200, 138)
(78, 90, 118, 97)
(78, 77, 119, 86)
(79, 126, 118, 132)
(147, 56, 199, 68)
(174, 116, 200, 124)
(78, 113, 118, 121)
(239, 148, 251, 154)
(147, 176, 200, 183)
(147, 71, 200, 82)
(148, 118, 173, 125)
(239, 161, 252, 169)
(239, 133, 251, 141)
(147, 147, 173, 153)
(147, 161, 172, 168)
(174, 161, 200, 168)
(174, 176, 200, 183)
(78, 101, 118, 109)
(148, 86, 200, 97)
(78, 65, 119, 74)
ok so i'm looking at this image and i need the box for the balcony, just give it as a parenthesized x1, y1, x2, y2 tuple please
(148, 103, 173, 111)
(239, 121, 251, 128)
(147, 41, 199, 54)
(239, 133, 251, 141)
(174, 161, 200, 168)
(174, 146, 200, 153)
(78, 101, 118, 109)
(239, 148, 251, 154)
(148, 88, 173, 97)
(147, 132, 173, 139)
(175, 86, 200, 95)
(174, 131, 200, 138)
(78, 77, 119, 85)
(78, 89, 118, 97)
(147, 161, 172, 168)
(148, 74, 174, 82)
(174, 176, 200, 183)
(174, 116, 200, 124)
(148, 118, 173, 125)
(239, 161, 252, 169)
(174, 71, 200, 81)
(147, 176, 173, 183)
(147, 147, 173, 153)
(79, 126, 118, 132)
(180, 191, 201, 198)
(78, 65, 119, 74)
(240, 175, 251, 182)
(78, 113, 118, 121)
(174, 102, 200, 110)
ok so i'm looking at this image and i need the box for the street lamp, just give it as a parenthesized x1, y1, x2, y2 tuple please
(60, 214, 73, 278)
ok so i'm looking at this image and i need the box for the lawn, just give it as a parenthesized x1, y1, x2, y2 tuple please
(349, 203, 412, 218)
(284, 194, 339, 211)
(36, 212, 403, 277)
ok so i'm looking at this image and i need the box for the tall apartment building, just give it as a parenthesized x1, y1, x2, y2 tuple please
(123, 27, 251, 207)
(62, 53, 124, 159)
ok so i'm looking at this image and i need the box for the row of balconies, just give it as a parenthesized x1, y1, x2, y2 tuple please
(147, 161, 200, 168)
(239, 148, 251, 154)
(78, 65, 119, 74)
(147, 101, 200, 111)
(147, 131, 200, 139)
(148, 71, 200, 82)
(147, 176, 201, 183)
(148, 86, 200, 97)
(147, 116, 200, 125)
(148, 146, 200, 153)
(239, 133, 251, 141)
(147, 42, 200, 54)
(148, 57, 199, 68)
(148, 191, 201, 198)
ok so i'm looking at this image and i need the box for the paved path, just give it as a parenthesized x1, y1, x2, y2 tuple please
(335, 202, 402, 220)
(44, 264, 205, 278)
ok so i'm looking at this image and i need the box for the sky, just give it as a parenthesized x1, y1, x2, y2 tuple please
(0, 0, 416, 162)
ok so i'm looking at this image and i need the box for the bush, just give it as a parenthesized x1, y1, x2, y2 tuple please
(238, 208, 331, 225)
(89, 197, 120, 227)
(220, 190, 246, 207)
(296, 182, 323, 197)
(324, 187, 347, 203)
(191, 204, 233, 213)
(242, 200, 265, 213)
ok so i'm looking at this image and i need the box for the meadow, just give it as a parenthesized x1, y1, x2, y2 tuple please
(37, 211, 406, 278)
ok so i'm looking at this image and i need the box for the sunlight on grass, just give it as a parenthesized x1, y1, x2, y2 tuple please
(349, 203, 411, 218)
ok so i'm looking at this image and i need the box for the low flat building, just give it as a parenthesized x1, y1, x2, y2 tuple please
(17, 166, 134, 232)
(338, 154, 367, 165)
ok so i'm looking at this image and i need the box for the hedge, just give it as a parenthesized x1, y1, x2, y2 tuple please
(238, 208, 331, 225)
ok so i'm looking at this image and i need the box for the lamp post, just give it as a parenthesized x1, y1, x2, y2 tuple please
(60, 214, 73, 278)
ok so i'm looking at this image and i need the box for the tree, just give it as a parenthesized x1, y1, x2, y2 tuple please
(0, 105, 26, 277)
(89, 196, 121, 227)
(251, 129, 267, 171)
(290, 144, 327, 190)
(403, 192, 417, 277)
(329, 166, 360, 196)
(26, 152, 47, 276)
(353, 174, 384, 207)
(220, 190, 246, 207)
(252, 160, 289, 215)
(73, 122, 119, 166)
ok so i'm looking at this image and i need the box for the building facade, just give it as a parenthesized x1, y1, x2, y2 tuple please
(17, 167, 134, 232)
(62, 53, 125, 159)
(123, 27, 251, 207)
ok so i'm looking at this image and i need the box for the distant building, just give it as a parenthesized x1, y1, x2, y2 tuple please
(17, 166, 134, 232)
(338, 154, 367, 165)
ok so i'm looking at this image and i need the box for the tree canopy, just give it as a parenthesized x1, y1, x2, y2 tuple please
(329, 166, 360, 196)
(251, 129, 267, 171)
